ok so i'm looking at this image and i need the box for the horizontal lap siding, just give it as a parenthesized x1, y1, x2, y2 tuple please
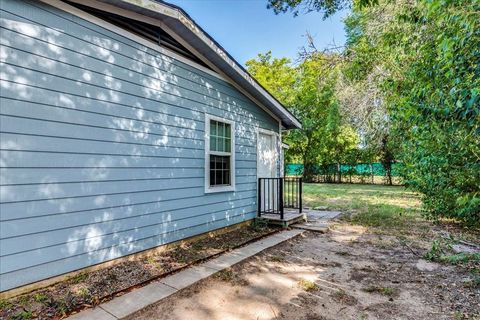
(0, 0, 279, 291)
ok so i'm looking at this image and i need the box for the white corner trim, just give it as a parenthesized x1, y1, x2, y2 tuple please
(204, 113, 236, 193)
(38, 0, 226, 81)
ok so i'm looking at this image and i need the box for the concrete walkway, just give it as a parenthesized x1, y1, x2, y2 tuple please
(68, 229, 304, 320)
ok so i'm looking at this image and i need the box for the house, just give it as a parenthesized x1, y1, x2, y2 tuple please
(0, 0, 301, 293)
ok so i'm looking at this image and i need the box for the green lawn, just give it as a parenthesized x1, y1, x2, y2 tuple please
(302, 183, 426, 234)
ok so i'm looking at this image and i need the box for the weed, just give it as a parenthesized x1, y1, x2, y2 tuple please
(32, 293, 48, 303)
(32, 295, 44, 305)
(332, 289, 357, 305)
(214, 269, 235, 282)
(12, 310, 33, 320)
(146, 256, 160, 268)
(70, 272, 88, 284)
(17, 296, 29, 305)
(77, 287, 90, 298)
(439, 253, 480, 265)
(424, 239, 447, 261)
(0, 299, 12, 310)
(463, 269, 480, 288)
(298, 279, 318, 292)
(463, 277, 480, 288)
(453, 311, 467, 320)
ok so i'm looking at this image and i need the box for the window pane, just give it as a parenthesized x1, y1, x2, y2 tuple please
(215, 170, 223, 185)
(210, 156, 216, 170)
(209, 119, 232, 153)
(216, 137, 224, 152)
(210, 137, 216, 151)
(211, 120, 217, 136)
(224, 169, 230, 185)
(218, 122, 224, 137)
(225, 123, 231, 138)
(210, 170, 215, 186)
(225, 138, 231, 153)
(209, 155, 231, 186)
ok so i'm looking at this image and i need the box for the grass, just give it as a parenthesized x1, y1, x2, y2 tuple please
(32, 293, 48, 303)
(69, 272, 88, 284)
(302, 183, 426, 235)
(0, 299, 12, 310)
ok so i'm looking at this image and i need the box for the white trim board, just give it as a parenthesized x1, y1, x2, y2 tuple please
(204, 113, 236, 194)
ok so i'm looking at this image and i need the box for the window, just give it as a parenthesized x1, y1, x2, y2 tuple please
(205, 115, 235, 193)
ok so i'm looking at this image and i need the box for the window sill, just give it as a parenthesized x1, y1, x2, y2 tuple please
(205, 185, 235, 193)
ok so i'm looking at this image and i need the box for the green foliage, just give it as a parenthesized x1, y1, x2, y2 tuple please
(262, 0, 479, 224)
(0, 299, 12, 310)
(440, 253, 480, 266)
(246, 52, 359, 181)
(32, 293, 48, 303)
(12, 310, 33, 320)
(424, 239, 447, 261)
(267, 0, 376, 18)
(342, 0, 480, 224)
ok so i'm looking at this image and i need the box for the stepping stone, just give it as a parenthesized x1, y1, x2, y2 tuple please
(415, 259, 439, 272)
(202, 251, 249, 271)
(68, 306, 116, 320)
(293, 223, 329, 233)
(160, 265, 219, 290)
(100, 282, 177, 318)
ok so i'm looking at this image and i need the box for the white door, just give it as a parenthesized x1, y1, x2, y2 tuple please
(258, 132, 277, 212)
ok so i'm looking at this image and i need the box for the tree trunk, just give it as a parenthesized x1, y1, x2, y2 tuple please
(337, 163, 342, 183)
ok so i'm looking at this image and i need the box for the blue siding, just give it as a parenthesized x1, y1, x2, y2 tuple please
(0, 0, 280, 291)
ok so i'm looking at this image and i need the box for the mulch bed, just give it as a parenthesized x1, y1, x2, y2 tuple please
(0, 223, 277, 320)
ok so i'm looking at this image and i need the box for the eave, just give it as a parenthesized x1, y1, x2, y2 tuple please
(66, 0, 302, 129)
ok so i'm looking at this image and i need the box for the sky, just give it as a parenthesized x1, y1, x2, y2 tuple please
(167, 0, 348, 66)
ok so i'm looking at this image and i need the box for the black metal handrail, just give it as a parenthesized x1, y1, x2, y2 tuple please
(258, 177, 302, 219)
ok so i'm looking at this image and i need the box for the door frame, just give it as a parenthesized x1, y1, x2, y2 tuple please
(256, 128, 280, 179)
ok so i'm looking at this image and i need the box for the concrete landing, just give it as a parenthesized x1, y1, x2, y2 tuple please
(291, 209, 342, 232)
(67, 229, 304, 320)
(259, 210, 306, 227)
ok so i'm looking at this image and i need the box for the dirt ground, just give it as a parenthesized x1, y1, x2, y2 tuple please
(127, 224, 479, 320)
(0, 225, 276, 320)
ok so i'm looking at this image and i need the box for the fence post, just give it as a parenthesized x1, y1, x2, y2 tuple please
(257, 178, 262, 217)
(279, 178, 284, 220)
(370, 163, 374, 184)
(337, 163, 341, 183)
(299, 177, 303, 213)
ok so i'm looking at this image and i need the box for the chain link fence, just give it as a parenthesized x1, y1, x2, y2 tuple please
(285, 162, 403, 185)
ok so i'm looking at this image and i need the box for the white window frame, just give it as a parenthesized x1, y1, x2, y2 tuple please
(205, 114, 236, 193)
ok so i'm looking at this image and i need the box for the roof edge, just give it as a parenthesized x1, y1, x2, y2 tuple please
(92, 0, 302, 129)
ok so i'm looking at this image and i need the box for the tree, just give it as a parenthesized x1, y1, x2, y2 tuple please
(245, 51, 297, 107)
(268, 0, 480, 223)
(267, 0, 376, 18)
(246, 52, 359, 182)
